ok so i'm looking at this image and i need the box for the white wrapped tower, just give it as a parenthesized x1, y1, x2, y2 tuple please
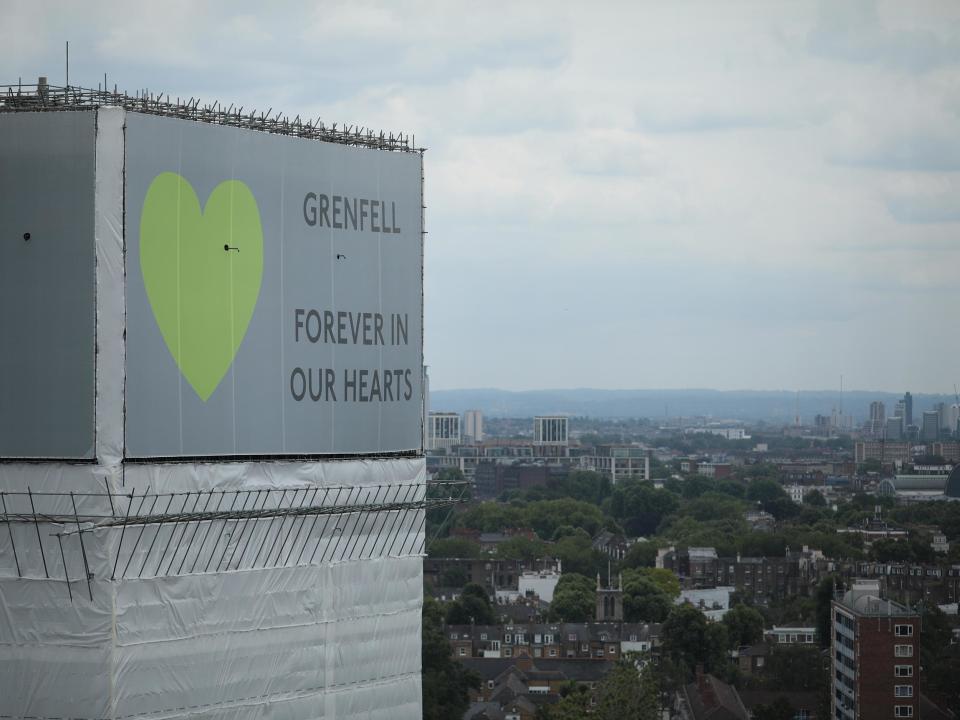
(0, 86, 426, 719)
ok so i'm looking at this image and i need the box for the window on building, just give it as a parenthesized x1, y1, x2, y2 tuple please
(895, 665, 913, 677)
(490, 641, 501, 651)
(895, 625, 914, 637)
(534, 648, 542, 657)
(450, 633, 457, 640)
(608, 646, 616, 654)
(504, 634, 512, 644)
(549, 648, 557, 657)
(568, 634, 577, 642)
(458, 647, 466, 657)
(480, 633, 487, 641)
(895, 645, 914, 657)
(894, 706, 914, 717)
(487, 680, 494, 689)
(895, 686, 914, 698)
(504, 648, 512, 658)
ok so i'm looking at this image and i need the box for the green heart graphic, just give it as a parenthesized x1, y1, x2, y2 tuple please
(140, 172, 263, 401)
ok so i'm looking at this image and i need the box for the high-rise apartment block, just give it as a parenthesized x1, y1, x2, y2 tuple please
(921, 410, 940, 442)
(831, 580, 919, 720)
(464, 409, 484, 443)
(886, 416, 904, 441)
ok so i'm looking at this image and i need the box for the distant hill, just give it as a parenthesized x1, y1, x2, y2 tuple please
(428, 388, 956, 423)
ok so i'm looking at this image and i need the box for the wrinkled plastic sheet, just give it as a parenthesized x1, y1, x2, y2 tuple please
(0, 107, 425, 719)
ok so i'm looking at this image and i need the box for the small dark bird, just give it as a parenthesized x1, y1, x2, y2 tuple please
(336, 253, 347, 260)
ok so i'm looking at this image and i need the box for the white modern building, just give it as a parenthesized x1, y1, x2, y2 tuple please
(580, 445, 651, 483)
(428, 411, 462, 450)
(0, 85, 426, 720)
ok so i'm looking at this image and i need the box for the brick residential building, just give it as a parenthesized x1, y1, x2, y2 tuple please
(831, 579, 920, 720)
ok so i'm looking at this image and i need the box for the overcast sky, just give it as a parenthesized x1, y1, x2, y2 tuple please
(5, 1, 959, 393)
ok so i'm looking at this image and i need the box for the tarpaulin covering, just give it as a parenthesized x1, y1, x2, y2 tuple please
(0, 107, 425, 719)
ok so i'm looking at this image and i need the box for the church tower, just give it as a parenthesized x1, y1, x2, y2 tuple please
(595, 571, 624, 621)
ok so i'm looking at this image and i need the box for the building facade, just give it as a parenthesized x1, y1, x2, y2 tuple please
(831, 580, 919, 720)
(428, 411, 462, 450)
(464, 409, 484, 443)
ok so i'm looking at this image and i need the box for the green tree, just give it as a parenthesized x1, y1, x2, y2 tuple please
(422, 596, 479, 720)
(445, 583, 496, 625)
(549, 573, 596, 622)
(428, 536, 481, 558)
(595, 659, 660, 720)
(494, 535, 547, 561)
(764, 645, 825, 691)
(456, 502, 526, 533)
(622, 569, 673, 623)
(621, 541, 659, 569)
(661, 604, 709, 674)
(722, 603, 765, 648)
(439, 565, 468, 588)
(814, 576, 838, 648)
(427, 467, 469, 538)
(525, 498, 606, 539)
(705, 622, 733, 676)
(919, 604, 960, 715)
(640, 567, 681, 598)
(803, 489, 827, 507)
(752, 697, 795, 720)
(542, 684, 591, 719)
(547, 470, 613, 505)
(553, 529, 605, 577)
(610, 480, 681, 536)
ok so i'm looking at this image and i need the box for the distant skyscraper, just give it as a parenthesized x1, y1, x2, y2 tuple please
(869, 401, 886, 436)
(903, 392, 913, 427)
(921, 410, 940, 442)
(463, 409, 484, 443)
(886, 416, 903, 441)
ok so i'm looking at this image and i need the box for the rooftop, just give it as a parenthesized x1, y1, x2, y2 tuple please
(0, 80, 423, 154)
(836, 580, 917, 617)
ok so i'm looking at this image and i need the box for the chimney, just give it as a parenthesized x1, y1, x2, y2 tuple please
(37, 76, 48, 101)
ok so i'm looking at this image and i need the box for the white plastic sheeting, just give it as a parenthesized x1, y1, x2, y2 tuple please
(0, 106, 426, 720)
(0, 459, 425, 719)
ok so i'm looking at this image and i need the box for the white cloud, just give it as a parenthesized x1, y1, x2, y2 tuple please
(4, 0, 959, 392)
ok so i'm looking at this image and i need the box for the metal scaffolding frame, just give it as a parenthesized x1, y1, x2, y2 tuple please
(0, 480, 467, 601)
(0, 81, 423, 154)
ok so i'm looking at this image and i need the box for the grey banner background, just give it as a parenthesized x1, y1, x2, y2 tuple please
(124, 113, 422, 457)
(0, 112, 97, 459)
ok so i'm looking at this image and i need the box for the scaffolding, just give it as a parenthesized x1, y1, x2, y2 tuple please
(0, 479, 467, 601)
(0, 80, 423, 154)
